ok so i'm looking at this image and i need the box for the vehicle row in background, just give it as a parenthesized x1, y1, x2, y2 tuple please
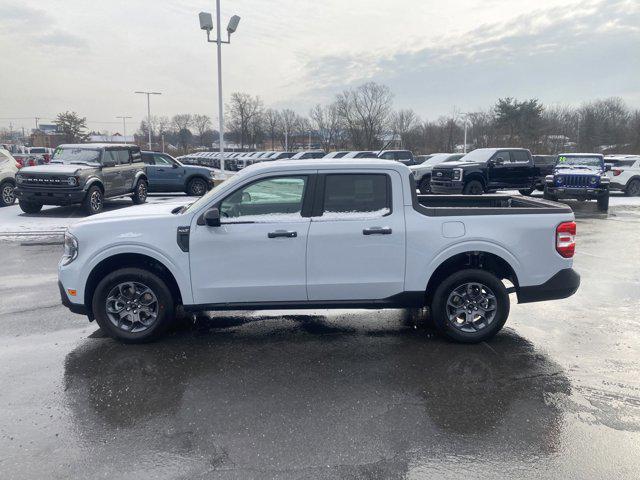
(605, 154, 640, 196)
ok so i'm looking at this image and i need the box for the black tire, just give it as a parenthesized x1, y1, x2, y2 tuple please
(92, 267, 175, 343)
(18, 199, 43, 214)
(543, 187, 557, 202)
(83, 185, 104, 215)
(187, 177, 208, 196)
(462, 180, 484, 195)
(0, 181, 16, 207)
(626, 179, 640, 197)
(418, 176, 431, 194)
(132, 179, 148, 205)
(430, 269, 510, 344)
(518, 188, 534, 196)
(597, 192, 609, 212)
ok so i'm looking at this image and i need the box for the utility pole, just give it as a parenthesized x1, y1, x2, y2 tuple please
(116, 116, 132, 143)
(135, 91, 162, 150)
(199, 5, 241, 177)
(34, 117, 41, 131)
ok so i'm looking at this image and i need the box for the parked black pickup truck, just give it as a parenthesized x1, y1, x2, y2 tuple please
(430, 148, 554, 195)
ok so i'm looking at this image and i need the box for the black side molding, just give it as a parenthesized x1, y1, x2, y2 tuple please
(176, 226, 190, 252)
(517, 268, 580, 304)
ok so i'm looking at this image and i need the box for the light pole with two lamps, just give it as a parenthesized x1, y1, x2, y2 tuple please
(135, 91, 162, 150)
(198, 3, 240, 178)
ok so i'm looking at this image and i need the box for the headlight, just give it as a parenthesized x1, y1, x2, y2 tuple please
(556, 176, 564, 185)
(590, 176, 598, 185)
(67, 176, 78, 186)
(16, 174, 23, 184)
(600, 176, 610, 184)
(210, 170, 216, 178)
(545, 175, 554, 184)
(61, 231, 78, 266)
(452, 168, 463, 181)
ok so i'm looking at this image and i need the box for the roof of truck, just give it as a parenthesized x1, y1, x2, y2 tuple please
(242, 158, 406, 174)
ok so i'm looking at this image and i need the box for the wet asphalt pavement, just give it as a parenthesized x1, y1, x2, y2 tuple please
(1, 201, 639, 479)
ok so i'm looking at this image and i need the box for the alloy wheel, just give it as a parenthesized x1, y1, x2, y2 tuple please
(90, 190, 102, 212)
(105, 281, 159, 333)
(2, 184, 15, 205)
(446, 282, 497, 333)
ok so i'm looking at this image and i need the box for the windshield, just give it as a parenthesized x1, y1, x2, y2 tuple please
(458, 149, 493, 163)
(556, 155, 603, 168)
(182, 173, 246, 214)
(52, 147, 100, 164)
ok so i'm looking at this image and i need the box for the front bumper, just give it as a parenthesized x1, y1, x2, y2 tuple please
(517, 268, 580, 304)
(545, 186, 607, 199)
(58, 281, 87, 315)
(16, 186, 86, 205)
(430, 180, 464, 194)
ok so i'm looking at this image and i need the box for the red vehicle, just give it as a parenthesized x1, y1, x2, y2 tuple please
(13, 154, 43, 169)
(28, 147, 52, 163)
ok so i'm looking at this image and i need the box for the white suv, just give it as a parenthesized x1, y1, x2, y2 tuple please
(0, 148, 18, 207)
(605, 155, 640, 196)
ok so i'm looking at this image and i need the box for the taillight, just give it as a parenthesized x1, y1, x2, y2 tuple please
(556, 222, 576, 258)
(613, 169, 622, 176)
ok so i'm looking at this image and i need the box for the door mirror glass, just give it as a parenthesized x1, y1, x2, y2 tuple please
(172, 162, 179, 169)
(203, 207, 221, 227)
(495, 157, 504, 165)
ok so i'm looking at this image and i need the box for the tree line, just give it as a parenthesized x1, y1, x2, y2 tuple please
(42, 82, 640, 155)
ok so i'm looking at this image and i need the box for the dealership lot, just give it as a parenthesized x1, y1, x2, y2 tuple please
(0, 198, 639, 479)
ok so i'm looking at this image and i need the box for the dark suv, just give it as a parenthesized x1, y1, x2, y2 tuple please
(377, 150, 415, 166)
(15, 143, 148, 215)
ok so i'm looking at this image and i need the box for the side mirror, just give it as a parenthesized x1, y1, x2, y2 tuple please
(202, 207, 221, 227)
(172, 163, 179, 169)
(605, 164, 612, 172)
(495, 157, 504, 165)
(242, 192, 252, 203)
(487, 159, 495, 167)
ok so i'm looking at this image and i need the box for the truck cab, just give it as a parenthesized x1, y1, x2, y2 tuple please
(430, 148, 539, 195)
(543, 153, 611, 212)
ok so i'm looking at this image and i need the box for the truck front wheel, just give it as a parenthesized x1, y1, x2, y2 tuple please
(430, 269, 510, 344)
(462, 180, 484, 195)
(418, 176, 431, 194)
(18, 199, 43, 214)
(92, 267, 175, 343)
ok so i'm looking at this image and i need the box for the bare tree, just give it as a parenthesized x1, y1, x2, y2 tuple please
(335, 82, 393, 149)
(278, 109, 298, 150)
(192, 114, 212, 146)
(264, 109, 281, 150)
(171, 114, 194, 151)
(227, 93, 263, 149)
(310, 103, 342, 152)
(391, 109, 419, 148)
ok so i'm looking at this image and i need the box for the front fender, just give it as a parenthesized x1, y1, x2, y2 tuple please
(83, 177, 104, 192)
(75, 243, 192, 305)
(134, 171, 148, 183)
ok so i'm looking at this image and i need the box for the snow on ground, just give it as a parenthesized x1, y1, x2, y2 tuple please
(0, 194, 195, 242)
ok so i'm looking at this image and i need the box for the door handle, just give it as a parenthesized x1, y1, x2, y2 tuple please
(268, 230, 297, 238)
(363, 226, 392, 235)
(157, 168, 166, 172)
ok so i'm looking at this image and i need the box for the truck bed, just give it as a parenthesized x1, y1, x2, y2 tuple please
(415, 194, 572, 216)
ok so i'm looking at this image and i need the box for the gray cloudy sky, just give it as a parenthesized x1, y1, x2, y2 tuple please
(0, 0, 638, 133)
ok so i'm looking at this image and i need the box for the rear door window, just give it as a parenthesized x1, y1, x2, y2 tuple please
(321, 174, 390, 219)
(116, 149, 131, 165)
(511, 150, 529, 163)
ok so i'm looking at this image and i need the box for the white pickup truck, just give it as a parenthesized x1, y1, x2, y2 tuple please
(58, 159, 580, 344)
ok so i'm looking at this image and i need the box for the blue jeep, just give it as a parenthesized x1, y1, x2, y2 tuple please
(543, 153, 610, 212)
(142, 151, 214, 196)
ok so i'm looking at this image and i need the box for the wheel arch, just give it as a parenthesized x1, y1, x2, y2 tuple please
(1, 177, 16, 187)
(186, 174, 210, 189)
(83, 252, 184, 319)
(134, 171, 148, 184)
(424, 250, 520, 305)
(84, 178, 104, 193)
(463, 173, 486, 188)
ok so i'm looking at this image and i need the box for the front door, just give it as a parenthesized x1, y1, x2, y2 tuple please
(306, 171, 406, 301)
(189, 174, 312, 305)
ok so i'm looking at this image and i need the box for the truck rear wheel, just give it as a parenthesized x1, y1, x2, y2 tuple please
(518, 188, 534, 196)
(132, 179, 148, 205)
(0, 181, 16, 206)
(543, 187, 557, 202)
(92, 267, 175, 343)
(597, 192, 609, 212)
(462, 180, 484, 195)
(430, 269, 509, 343)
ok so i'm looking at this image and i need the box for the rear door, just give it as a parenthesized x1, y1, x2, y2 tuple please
(306, 170, 406, 301)
(510, 150, 534, 188)
(116, 148, 135, 193)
